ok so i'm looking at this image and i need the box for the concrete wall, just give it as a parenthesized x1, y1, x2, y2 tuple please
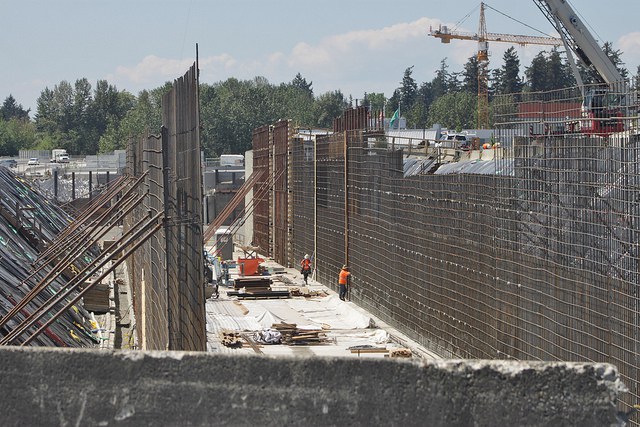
(0, 347, 626, 426)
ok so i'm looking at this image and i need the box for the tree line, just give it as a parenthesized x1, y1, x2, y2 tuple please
(1, 45, 637, 158)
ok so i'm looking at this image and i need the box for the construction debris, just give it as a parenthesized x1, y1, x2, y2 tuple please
(389, 348, 413, 358)
(220, 330, 243, 348)
(271, 322, 329, 345)
(289, 286, 327, 297)
(348, 345, 389, 356)
(253, 329, 282, 344)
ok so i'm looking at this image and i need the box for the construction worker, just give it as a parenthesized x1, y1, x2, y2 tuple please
(300, 254, 312, 285)
(338, 265, 350, 301)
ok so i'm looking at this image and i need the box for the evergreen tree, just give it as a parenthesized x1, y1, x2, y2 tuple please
(1, 95, 30, 121)
(546, 49, 575, 89)
(431, 58, 455, 99)
(525, 49, 575, 92)
(525, 51, 548, 92)
(492, 47, 523, 95)
(400, 66, 418, 111)
(602, 42, 628, 80)
(291, 73, 313, 98)
(461, 56, 479, 95)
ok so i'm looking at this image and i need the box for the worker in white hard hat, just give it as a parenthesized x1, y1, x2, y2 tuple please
(300, 254, 312, 284)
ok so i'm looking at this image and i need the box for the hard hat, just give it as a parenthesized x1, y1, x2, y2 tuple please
(342, 265, 348, 269)
(304, 254, 309, 259)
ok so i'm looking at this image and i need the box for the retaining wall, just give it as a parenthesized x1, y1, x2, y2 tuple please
(0, 347, 626, 426)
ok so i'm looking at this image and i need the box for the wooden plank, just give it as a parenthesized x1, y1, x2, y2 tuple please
(349, 348, 388, 354)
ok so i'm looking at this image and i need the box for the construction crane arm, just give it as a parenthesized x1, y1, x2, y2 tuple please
(430, 25, 562, 47)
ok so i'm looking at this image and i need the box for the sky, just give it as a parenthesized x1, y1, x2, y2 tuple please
(2, 0, 639, 116)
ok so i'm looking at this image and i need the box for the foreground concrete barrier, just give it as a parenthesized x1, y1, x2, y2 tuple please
(0, 347, 627, 426)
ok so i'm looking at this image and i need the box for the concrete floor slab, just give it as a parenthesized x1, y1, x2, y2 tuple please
(205, 250, 442, 360)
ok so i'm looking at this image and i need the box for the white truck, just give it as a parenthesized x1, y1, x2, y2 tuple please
(51, 149, 69, 163)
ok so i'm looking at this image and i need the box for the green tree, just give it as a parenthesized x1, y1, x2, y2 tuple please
(314, 90, 348, 128)
(461, 55, 479, 95)
(525, 49, 575, 92)
(0, 117, 37, 155)
(427, 92, 476, 130)
(492, 47, 523, 96)
(291, 73, 313, 98)
(90, 81, 136, 145)
(1, 95, 30, 121)
(400, 66, 418, 111)
(431, 58, 456, 99)
(99, 84, 169, 153)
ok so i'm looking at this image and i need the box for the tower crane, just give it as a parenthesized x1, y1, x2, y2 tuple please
(430, 2, 562, 129)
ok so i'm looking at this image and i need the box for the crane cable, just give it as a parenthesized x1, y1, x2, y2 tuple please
(483, 2, 556, 38)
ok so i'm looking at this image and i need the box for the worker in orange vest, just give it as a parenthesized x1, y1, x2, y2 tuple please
(338, 265, 351, 301)
(300, 254, 312, 284)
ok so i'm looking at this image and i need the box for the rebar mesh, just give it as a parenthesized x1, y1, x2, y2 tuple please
(284, 84, 640, 416)
(125, 63, 205, 351)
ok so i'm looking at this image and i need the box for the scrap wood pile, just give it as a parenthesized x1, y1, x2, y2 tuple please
(289, 287, 327, 297)
(227, 276, 290, 299)
(271, 322, 330, 345)
(220, 330, 243, 348)
(389, 348, 413, 358)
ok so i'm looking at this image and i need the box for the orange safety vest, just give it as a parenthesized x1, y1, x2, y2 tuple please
(339, 269, 350, 285)
(301, 258, 311, 271)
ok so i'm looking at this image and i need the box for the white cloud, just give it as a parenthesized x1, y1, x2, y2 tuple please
(110, 55, 196, 84)
(618, 32, 640, 72)
(288, 17, 441, 69)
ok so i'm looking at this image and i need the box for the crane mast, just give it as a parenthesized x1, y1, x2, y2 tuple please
(477, 3, 489, 130)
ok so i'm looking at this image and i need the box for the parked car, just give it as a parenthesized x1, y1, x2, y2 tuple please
(27, 158, 39, 165)
(0, 159, 17, 168)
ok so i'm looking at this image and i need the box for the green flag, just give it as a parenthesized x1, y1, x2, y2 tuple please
(389, 108, 399, 128)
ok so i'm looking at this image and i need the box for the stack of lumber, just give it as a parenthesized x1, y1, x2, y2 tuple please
(80, 282, 110, 313)
(271, 322, 329, 345)
(233, 276, 273, 290)
(348, 345, 389, 356)
(228, 276, 290, 299)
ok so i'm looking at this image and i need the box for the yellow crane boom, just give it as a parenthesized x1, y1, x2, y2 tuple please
(430, 27, 563, 47)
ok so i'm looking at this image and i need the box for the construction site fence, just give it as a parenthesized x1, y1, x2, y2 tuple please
(124, 62, 206, 351)
(271, 83, 640, 416)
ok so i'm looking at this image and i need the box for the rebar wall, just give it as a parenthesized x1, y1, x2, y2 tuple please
(125, 63, 205, 351)
(284, 87, 640, 414)
(253, 125, 270, 255)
